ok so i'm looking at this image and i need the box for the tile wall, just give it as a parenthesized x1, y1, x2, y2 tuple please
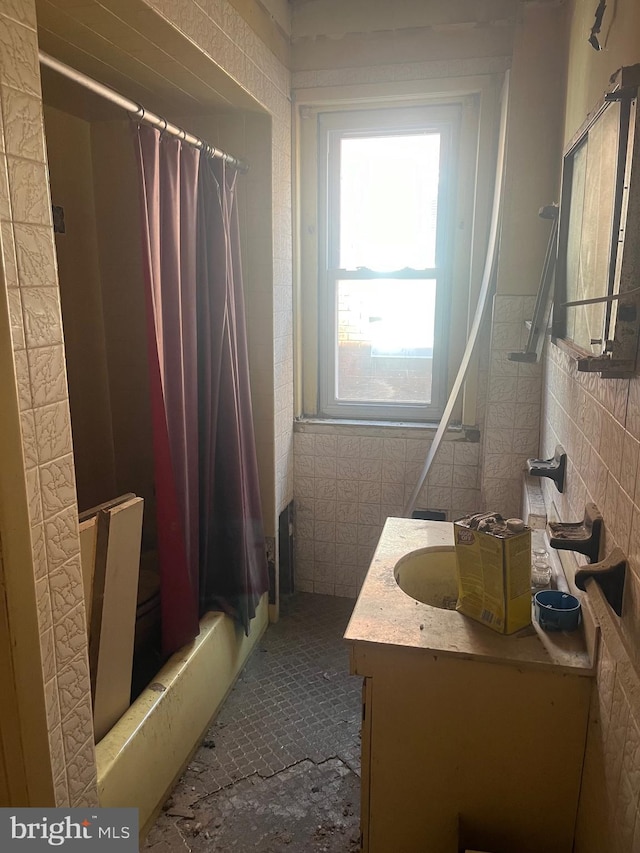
(0, 0, 293, 803)
(293, 426, 482, 597)
(542, 342, 640, 851)
(0, 1, 96, 805)
(481, 293, 543, 518)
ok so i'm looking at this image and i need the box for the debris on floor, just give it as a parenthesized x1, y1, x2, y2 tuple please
(144, 593, 361, 852)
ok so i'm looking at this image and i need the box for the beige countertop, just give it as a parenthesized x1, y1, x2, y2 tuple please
(344, 517, 594, 675)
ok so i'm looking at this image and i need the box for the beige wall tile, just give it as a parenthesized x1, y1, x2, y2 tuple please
(1, 222, 17, 286)
(40, 625, 56, 684)
(56, 654, 92, 724)
(1, 87, 45, 162)
(20, 408, 38, 467)
(14, 224, 58, 287)
(48, 724, 66, 794)
(21, 287, 63, 348)
(26, 465, 42, 523)
(34, 401, 73, 464)
(0, 152, 11, 220)
(44, 505, 80, 572)
(49, 554, 84, 624)
(14, 349, 32, 410)
(52, 602, 87, 668)
(35, 574, 53, 634)
(53, 769, 70, 808)
(65, 736, 96, 803)
(27, 344, 67, 407)
(39, 455, 77, 519)
(7, 157, 50, 225)
(1, 1, 37, 30)
(0, 15, 40, 96)
(7, 285, 24, 348)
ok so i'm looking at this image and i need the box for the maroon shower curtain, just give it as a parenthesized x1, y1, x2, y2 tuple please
(135, 125, 268, 654)
(197, 158, 269, 633)
(135, 126, 200, 655)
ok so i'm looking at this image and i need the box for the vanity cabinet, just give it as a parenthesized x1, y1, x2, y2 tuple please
(346, 518, 594, 853)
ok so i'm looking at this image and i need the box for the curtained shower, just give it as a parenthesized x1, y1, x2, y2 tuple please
(135, 125, 269, 657)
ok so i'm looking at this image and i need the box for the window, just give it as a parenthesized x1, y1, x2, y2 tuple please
(297, 90, 494, 424)
(318, 106, 459, 420)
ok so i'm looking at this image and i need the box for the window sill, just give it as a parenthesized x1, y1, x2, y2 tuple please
(294, 417, 479, 441)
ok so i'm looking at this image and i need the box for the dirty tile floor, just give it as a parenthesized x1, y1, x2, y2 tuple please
(145, 593, 362, 852)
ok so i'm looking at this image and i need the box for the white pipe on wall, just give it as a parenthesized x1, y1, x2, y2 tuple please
(403, 72, 511, 518)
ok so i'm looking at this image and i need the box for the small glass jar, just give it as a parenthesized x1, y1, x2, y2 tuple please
(531, 557, 552, 589)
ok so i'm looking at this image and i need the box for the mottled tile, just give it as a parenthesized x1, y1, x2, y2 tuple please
(21, 287, 63, 348)
(48, 724, 66, 794)
(1, 1, 37, 29)
(49, 553, 84, 624)
(359, 458, 382, 482)
(0, 16, 40, 95)
(25, 464, 42, 523)
(336, 479, 358, 501)
(44, 504, 79, 573)
(314, 455, 336, 479)
(61, 692, 94, 763)
(34, 400, 72, 464)
(1, 221, 17, 286)
(7, 157, 50, 225)
(314, 477, 337, 500)
(336, 435, 360, 458)
(39, 454, 76, 519)
(21, 412, 40, 474)
(40, 625, 56, 684)
(314, 434, 336, 457)
(13, 223, 57, 287)
(0, 153, 10, 220)
(13, 349, 31, 410)
(381, 458, 405, 483)
(293, 432, 314, 456)
(53, 602, 87, 668)
(358, 480, 381, 504)
(27, 344, 67, 406)
(382, 437, 406, 460)
(1, 86, 45, 161)
(293, 453, 313, 478)
(7, 285, 24, 349)
(65, 736, 97, 804)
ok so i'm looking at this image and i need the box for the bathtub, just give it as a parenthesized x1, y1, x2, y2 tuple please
(96, 593, 269, 836)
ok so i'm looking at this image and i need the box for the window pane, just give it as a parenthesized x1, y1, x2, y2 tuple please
(336, 279, 436, 404)
(339, 134, 441, 270)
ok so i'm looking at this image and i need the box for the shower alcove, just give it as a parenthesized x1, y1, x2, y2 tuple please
(40, 60, 275, 832)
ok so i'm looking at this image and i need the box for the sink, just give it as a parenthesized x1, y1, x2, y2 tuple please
(394, 546, 459, 610)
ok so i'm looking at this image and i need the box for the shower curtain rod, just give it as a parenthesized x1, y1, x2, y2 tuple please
(39, 51, 249, 173)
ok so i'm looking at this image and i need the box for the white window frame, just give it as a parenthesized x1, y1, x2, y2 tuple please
(295, 82, 500, 427)
(318, 106, 458, 421)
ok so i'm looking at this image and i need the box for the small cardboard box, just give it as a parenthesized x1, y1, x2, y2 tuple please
(454, 513, 531, 634)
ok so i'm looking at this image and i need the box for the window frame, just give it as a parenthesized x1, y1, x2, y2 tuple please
(552, 64, 640, 378)
(295, 82, 499, 427)
(317, 105, 459, 421)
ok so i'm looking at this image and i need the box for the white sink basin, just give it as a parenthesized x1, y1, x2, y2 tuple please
(394, 546, 459, 610)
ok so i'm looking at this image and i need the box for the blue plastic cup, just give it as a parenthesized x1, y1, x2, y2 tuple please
(533, 589, 582, 632)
